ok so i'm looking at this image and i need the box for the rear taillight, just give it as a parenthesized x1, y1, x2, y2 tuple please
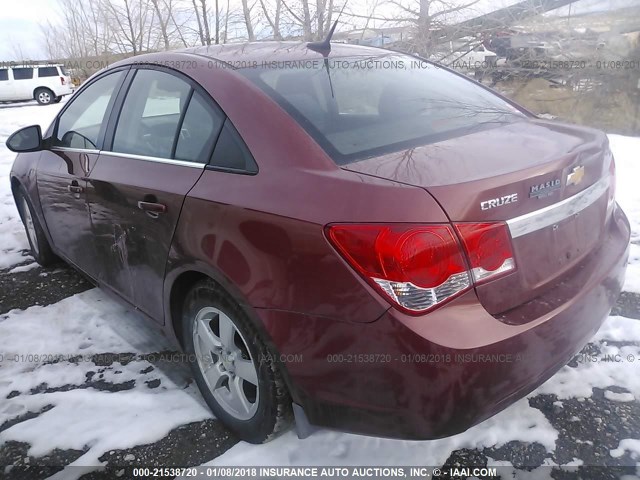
(60, 76, 66, 85)
(454, 222, 516, 284)
(326, 222, 515, 315)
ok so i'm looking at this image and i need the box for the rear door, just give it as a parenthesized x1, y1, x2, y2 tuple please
(37, 66, 66, 95)
(37, 69, 127, 276)
(12, 67, 34, 101)
(89, 66, 225, 322)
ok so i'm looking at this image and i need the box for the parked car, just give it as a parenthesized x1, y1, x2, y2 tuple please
(457, 43, 499, 69)
(0, 64, 73, 105)
(8, 42, 629, 443)
(360, 35, 393, 47)
(429, 43, 501, 80)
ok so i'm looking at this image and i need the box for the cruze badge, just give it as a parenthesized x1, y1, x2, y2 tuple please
(480, 193, 518, 211)
(566, 165, 585, 186)
(529, 179, 560, 198)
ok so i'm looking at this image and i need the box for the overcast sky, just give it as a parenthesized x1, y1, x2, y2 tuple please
(0, 0, 58, 61)
(0, 0, 635, 62)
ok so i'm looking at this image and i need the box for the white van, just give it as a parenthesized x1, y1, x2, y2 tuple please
(0, 64, 73, 105)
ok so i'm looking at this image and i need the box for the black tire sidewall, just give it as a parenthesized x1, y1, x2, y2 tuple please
(16, 187, 56, 266)
(182, 281, 285, 443)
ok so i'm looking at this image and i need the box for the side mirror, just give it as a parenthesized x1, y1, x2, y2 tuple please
(6, 125, 43, 153)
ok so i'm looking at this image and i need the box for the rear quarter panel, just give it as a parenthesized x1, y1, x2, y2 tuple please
(157, 52, 451, 325)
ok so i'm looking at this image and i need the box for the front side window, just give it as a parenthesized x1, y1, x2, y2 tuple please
(54, 70, 125, 149)
(38, 67, 59, 77)
(241, 54, 525, 164)
(112, 69, 191, 159)
(12, 68, 33, 80)
(0, 70, 8, 81)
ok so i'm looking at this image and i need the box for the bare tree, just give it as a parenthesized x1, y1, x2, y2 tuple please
(9, 42, 28, 63)
(280, 0, 337, 40)
(223, 0, 231, 41)
(260, 0, 283, 40)
(342, 0, 481, 55)
(41, 0, 115, 77)
(105, 0, 155, 55)
(167, 2, 193, 47)
(150, 0, 171, 50)
(241, 0, 257, 41)
(191, 0, 212, 45)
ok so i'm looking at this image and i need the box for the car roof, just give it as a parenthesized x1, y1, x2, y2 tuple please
(179, 41, 392, 66)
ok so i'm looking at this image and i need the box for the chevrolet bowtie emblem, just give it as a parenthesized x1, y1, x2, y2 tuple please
(567, 165, 585, 186)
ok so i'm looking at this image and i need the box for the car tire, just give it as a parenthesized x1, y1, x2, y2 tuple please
(182, 279, 293, 443)
(35, 88, 54, 105)
(53, 96, 62, 103)
(16, 187, 58, 266)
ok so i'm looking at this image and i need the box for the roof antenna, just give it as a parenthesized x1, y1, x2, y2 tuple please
(307, 1, 347, 55)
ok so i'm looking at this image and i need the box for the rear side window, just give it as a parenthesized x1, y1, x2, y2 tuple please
(38, 67, 59, 77)
(241, 55, 525, 164)
(210, 120, 258, 173)
(0, 70, 8, 81)
(12, 68, 33, 80)
(175, 91, 225, 163)
(54, 70, 125, 149)
(112, 69, 191, 159)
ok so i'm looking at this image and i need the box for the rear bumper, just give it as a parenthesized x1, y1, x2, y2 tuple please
(53, 85, 74, 96)
(256, 204, 630, 439)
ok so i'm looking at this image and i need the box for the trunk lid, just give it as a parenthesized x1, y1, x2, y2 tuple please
(343, 119, 614, 314)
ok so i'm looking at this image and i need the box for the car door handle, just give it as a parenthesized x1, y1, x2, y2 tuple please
(68, 184, 84, 194)
(137, 201, 167, 214)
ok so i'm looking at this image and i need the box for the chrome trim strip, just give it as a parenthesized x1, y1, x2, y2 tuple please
(100, 151, 205, 169)
(50, 147, 205, 168)
(51, 147, 100, 154)
(507, 175, 610, 238)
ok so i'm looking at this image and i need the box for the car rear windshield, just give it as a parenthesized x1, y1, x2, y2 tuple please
(240, 54, 526, 165)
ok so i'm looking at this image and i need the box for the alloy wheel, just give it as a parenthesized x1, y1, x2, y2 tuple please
(192, 306, 259, 420)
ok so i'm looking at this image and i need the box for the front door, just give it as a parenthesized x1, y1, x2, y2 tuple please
(0, 68, 18, 100)
(89, 67, 225, 322)
(37, 70, 127, 276)
(37, 148, 97, 270)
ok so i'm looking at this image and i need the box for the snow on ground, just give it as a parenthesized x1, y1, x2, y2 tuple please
(0, 289, 213, 479)
(203, 399, 558, 467)
(610, 135, 640, 294)
(7, 261, 38, 274)
(0, 101, 63, 269)
(0, 97, 639, 477)
(611, 439, 640, 460)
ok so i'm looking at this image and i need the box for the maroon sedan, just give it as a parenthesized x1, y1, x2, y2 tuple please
(8, 42, 629, 443)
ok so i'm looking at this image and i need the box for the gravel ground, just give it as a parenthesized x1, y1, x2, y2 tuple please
(1, 251, 640, 479)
